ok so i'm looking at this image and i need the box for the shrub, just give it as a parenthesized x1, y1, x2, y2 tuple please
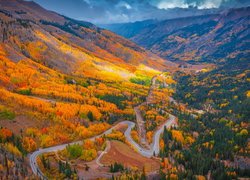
(0, 109, 15, 120)
(66, 144, 83, 159)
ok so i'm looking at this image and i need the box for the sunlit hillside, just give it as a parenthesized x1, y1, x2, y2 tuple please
(0, 0, 249, 179)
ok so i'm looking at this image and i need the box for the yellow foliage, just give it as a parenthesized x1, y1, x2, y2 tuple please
(240, 129, 248, 136)
(185, 136, 195, 145)
(40, 135, 54, 148)
(220, 102, 229, 108)
(165, 77, 176, 85)
(106, 130, 125, 142)
(27, 41, 47, 61)
(246, 90, 250, 98)
(76, 123, 110, 139)
(25, 127, 41, 137)
(4, 143, 22, 157)
(80, 149, 97, 161)
(171, 130, 184, 144)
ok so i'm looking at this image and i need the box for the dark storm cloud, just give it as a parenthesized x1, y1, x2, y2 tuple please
(30, 0, 250, 24)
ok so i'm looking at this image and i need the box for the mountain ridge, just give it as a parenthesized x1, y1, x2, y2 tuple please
(104, 6, 250, 65)
(0, 0, 178, 80)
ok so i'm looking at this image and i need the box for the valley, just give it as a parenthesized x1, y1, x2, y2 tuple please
(0, 0, 249, 179)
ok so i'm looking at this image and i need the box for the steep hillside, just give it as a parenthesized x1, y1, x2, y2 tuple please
(0, 0, 178, 80)
(105, 7, 250, 65)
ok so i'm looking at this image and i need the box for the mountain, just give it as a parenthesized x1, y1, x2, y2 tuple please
(0, 0, 178, 81)
(104, 7, 250, 65)
(100, 19, 158, 39)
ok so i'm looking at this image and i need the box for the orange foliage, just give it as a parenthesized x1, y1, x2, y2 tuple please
(83, 139, 95, 150)
(55, 102, 80, 119)
(160, 139, 165, 150)
(22, 137, 37, 152)
(95, 137, 105, 147)
(146, 131, 153, 144)
(0, 88, 53, 114)
(76, 123, 110, 139)
(131, 130, 139, 143)
(156, 115, 165, 123)
(0, 128, 13, 139)
(79, 104, 102, 121)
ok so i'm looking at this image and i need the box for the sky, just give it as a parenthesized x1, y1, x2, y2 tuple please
(31, 0, 250, 24)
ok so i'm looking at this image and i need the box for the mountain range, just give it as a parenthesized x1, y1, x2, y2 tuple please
(104, 7, 250, 65)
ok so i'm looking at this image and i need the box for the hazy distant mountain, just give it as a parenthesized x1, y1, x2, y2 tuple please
(104, 7, 250, 66)
(100, 20, 158, 39)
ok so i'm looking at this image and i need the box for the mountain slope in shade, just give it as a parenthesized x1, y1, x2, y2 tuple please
(0, 0, 178, 81)
(100, 20, 158, 39)
(105, 7, 250, 65)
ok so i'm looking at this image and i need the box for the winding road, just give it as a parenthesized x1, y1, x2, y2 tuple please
(134, 75, 158, 148)
(29, 74, 177, 179)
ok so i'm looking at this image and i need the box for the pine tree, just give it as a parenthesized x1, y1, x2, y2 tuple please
(110, 164, 114, 172)
(4, 153, 9, 178)
(47, 158, 51, 170)
(87, 111, 94, 121)
(141, 166, 146, 180)
(58, 160, 62, 173)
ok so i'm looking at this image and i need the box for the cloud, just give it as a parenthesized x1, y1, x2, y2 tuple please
(197, 0, 223, 9)
(116, 1, 132, 9)
(157, 0, 189, 9)
(156, 0, 231, 9)
(32, 0, 250, 24)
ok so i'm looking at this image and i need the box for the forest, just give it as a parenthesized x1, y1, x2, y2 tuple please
(157, 55, 250, 179)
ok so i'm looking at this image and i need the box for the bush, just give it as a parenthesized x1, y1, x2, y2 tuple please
(110, 162, 124, 172)
(17, 88, 31, 95)
(0, 109, 15, 120)
(130, 75, 151, 86)
(80, 149, 97, 161)
(66, 144, 82, 159)
(99, 94, 127, 109)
